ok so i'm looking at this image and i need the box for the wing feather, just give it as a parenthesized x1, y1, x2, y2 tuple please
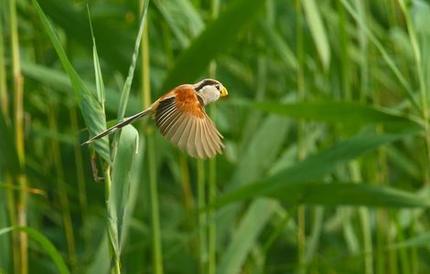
(154, 86, 224, 158)
(177, 116, 193, 150)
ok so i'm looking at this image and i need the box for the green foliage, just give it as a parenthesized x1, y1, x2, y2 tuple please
(2, 0, 430, 273)
(32, 0, 111, 162)
(0, 227, 70, 274)
(161, 0, 266, 91)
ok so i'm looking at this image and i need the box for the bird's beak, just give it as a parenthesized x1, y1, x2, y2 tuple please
(220, 86, 228, 97)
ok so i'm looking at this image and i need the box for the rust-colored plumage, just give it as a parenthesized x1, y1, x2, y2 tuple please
(82, 79, 228, 159)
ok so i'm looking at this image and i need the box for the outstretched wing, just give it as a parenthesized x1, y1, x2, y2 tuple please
(154, 85, 224, 159)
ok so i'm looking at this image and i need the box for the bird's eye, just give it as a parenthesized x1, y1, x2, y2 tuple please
(215, 85, 220, 90)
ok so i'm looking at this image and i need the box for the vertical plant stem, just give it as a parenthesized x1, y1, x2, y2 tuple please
(354, 2, 374, 274)
(9, 0, 28, 273)
(0, 0, 8, 117)
(296, 0, 306, 273)
(48, 105, 77, 270)
(208, 159, 216, 274)
(70, 107, 88, 221)
(197, 159, 207, 274)
(395, 4, 422, 272)
(0, 4, 11, 271)
(208, 1, 219, 274)
(104, 166, 121, 274)
(179, 155, 194, 215)
(398, 0, 430, 183)
(6, 175, 18, 274)
(337, 0, 351, 101)
(148, 135, 163, 274)
(140, 5, 164, 273)
(395, 216, 410, 274)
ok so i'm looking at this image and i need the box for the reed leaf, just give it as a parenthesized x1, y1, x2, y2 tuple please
(32, 0, 110, 161)
(216, 131, 421, 206)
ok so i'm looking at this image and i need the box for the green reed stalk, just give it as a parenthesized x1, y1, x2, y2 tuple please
(397, 19, 430, 274)
(208, 1, 219, 274)
(0, 4, 11, 272)
(398, 0, 430, 179)
(179, 155, 194, 215)
(197, 159, 207, 273)
(140, 7, 164, 273)
(207, 159, 216, 274)
(69, 107, 88, 220)
(354, 2, 375, 274)
(48, 105, 77, 270)
(0, 0, 7, 116)
(9, 0, 28, 272)
(295, 1, 306, 273)
(104, 167, 121, 274)
(337, 0, 351, 101)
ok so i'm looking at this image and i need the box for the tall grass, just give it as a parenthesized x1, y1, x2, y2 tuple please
(2, 0, 430, 274)
(9, 0, 28, 272)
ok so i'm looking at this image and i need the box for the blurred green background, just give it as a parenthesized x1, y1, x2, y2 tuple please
(1, 0, 430, 273)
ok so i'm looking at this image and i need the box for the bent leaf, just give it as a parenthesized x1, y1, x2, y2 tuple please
(216, 131, 421, 207)
(232, 100, 423, 129)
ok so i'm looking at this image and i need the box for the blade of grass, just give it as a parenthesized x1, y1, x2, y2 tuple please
(9, 0, 28, 271)
(153, 0, 204, 47)
(138, 1, 163, 273)
(197, 159, 207, 273)
(0, 226, 70, 274)
(86, 10, 122, 273)
(47, 105, 77, 269)
(217, 182, 429, 208)
(302, 0, 330, 70)
(217, 115, 290, 273)
(0, 0, 7, 117)
(215, 131, 421, 206)
(341, 0, 420, 110)
(217, 199, 277, 274)
(208, 2, 219, 274)
(108, 125, 139, 255)
(231, 100, 423, 128)
(116, 0, 149, 121)
(260, 22, 298, 70)
(398, 0, 430, 179)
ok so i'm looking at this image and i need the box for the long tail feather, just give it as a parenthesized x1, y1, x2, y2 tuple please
(82, 108, 152, 145)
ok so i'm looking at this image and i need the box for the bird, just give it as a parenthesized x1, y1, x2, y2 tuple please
(82, 79, 228, 159)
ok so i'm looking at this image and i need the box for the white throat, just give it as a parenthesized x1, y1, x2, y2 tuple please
(198, 85, 220, 105)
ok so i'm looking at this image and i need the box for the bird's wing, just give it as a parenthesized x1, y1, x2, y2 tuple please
(154, 85, 224, 159)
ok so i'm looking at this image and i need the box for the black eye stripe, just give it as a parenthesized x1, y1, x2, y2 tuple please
(195, 79, 219, 91)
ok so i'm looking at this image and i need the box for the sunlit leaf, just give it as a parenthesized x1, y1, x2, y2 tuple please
(303, 0, 330, 70)
(108, 125, 139, 255)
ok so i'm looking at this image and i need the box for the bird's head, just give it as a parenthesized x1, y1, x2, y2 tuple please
(193, 79, 228, 105)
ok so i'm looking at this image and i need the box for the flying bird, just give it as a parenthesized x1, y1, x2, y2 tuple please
(83, 79, 228, 159)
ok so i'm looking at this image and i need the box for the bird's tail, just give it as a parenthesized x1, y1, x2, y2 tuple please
(82, 108, 152, 145)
